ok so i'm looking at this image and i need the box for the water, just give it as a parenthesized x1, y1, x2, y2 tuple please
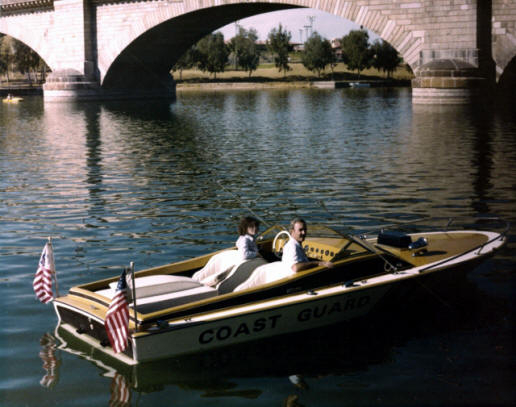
(1, 88, 515, 406)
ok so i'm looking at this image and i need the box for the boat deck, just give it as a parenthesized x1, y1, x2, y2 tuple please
(375, 231, 489, 267)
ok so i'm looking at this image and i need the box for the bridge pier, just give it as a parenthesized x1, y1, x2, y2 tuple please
(43, 69, 101, 102)
(411, 59, 489, 105)
(43, 69, 176, 102)
(412, 0, 496, 106)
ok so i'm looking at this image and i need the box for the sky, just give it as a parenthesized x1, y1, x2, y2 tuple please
(217, 9, 369, 43)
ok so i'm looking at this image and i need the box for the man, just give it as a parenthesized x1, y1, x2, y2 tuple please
(282, 218, 334, 273)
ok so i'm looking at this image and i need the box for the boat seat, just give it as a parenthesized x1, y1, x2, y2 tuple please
(217, 258, 268, 294)
(233, 261, 293, 292)
(97, 274, 205, 300)
(131, 285, 217, 314)
(114, 274, 201, 299)
(96, 274, 218, 314)
(191, 249, 240, 286)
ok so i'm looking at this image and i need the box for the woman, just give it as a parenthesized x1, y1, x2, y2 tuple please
(236, 216, 261, 260)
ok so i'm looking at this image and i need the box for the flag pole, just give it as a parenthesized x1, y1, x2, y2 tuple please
(130, 262, 138, 332)
(48, 237, 59, 298)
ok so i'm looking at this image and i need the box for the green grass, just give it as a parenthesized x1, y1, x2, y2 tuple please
(174, 62, 414, 83)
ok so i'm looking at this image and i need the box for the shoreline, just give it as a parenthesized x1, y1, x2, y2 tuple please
(176, 78, 411, 91)
(0, 87, 42, 96)
(0, 79, 411, 96)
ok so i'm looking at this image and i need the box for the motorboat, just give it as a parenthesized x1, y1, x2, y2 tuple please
(51, 217, 508, 365)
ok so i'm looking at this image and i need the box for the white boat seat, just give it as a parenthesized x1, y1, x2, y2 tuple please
(97, 274, 205, 300)
(94, 254, 284, 312)
(234, 261, 293, 292)
(191, 250, 240, 285)
(131, 285, 217, 314)
(217, 258, 268, 294)
(111, 274, 201, 299)
(96, 275, 218, 314)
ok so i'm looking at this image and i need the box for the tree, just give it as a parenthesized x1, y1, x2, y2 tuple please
(328, 42, 339, 78)
(172, 46, 197, 81)
(230, 26, 260, 77)
(301, 32, 333, 78)
(0, 35, 15, 82)
(196, 32, 229, 79)
(267, 24, 291, 76)
(0, 35, 48, 83)
(13, 41, 42, 84)
(371, 39, 402, 78)
(340, 29, 373, 78)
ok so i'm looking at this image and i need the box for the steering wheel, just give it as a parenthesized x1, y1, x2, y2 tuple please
(272, 231, 290, 259)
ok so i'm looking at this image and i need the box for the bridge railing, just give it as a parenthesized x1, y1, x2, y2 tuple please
(1, 0, 53, 13)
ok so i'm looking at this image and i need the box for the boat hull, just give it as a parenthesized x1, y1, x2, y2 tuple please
(55, 282, 391, 364)
(131, 284, 391, 362)
(2, 97, 23, 103)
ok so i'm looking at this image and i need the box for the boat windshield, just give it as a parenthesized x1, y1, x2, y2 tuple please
(257, 224, 372, 260)
(257, 224, 347, 241)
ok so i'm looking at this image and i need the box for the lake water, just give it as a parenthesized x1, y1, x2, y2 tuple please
(1, 88, 515, 406)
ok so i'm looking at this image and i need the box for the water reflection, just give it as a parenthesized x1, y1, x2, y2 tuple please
(109, 373, 131, 407)
(38, 332, 61, 389)
(53, 319, 393, 398)
(470, 108, 494, 214)
(101, 100, 175, 122)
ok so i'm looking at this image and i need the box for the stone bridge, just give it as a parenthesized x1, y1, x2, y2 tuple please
(0, 0, 515, 103)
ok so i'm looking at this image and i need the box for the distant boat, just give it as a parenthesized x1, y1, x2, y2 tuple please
(349, 82, 371, 88)
(2, 96, 23, 103)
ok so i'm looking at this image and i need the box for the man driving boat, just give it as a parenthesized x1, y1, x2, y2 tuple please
(283, 218, 334, 272)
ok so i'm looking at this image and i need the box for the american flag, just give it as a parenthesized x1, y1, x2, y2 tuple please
(105, 270, 130, 353)
(33, 242, 55, 304)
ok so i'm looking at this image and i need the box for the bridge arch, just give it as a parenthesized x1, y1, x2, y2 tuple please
(492, 15, 516, 83)
(100, 3, 296, 89)
(99, 0, 421, 89)
(497, 56, 516, 97)
(0, 11, 54, 70)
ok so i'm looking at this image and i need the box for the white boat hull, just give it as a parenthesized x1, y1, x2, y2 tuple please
(132, 284, 390, 362)
(56, 282, 391, 364)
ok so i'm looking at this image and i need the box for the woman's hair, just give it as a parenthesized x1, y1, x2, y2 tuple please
(238, 216, 260, 235)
